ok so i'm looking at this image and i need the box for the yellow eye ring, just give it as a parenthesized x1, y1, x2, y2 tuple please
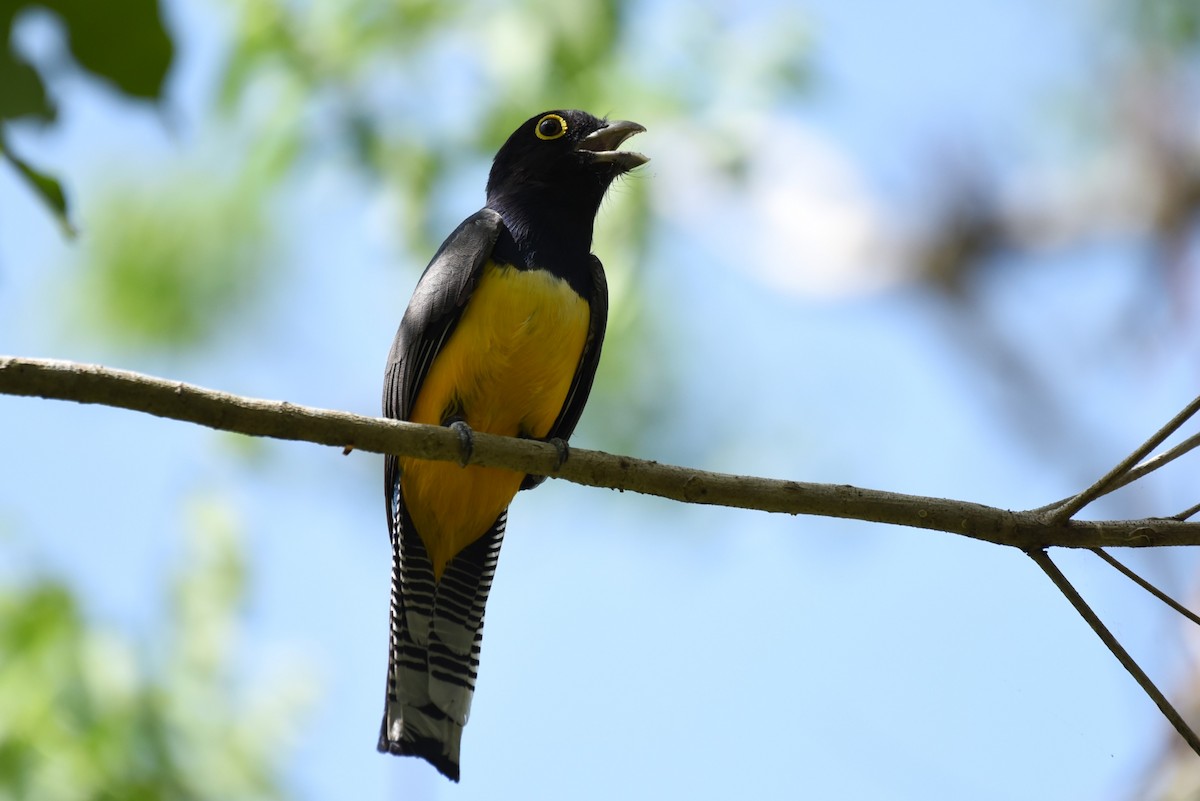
(535, 113, 568, 141)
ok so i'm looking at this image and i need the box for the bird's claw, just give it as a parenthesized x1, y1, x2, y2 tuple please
(548, 437, 569, 470)
(449, 420, 475, 467)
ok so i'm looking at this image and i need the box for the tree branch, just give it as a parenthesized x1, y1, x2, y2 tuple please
(1027, 549, 1200, 757)
(1090, 548, 1200, 627)
(1033, 432, 1200, 517)
(6, 354, 1200, 760)
(1040, 394, 1200, 523)
(2, 355, 1198, 549)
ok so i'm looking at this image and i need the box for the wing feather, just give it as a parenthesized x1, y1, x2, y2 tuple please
(383, 208, 502, 526)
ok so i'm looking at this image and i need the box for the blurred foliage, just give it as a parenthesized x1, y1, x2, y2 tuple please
(0, 0, 173, 233)
(1121, 0, 1200, 55)
(215, 0, 812, 253)
(74, 172, 271, 348)
(0, 498, 309, 801)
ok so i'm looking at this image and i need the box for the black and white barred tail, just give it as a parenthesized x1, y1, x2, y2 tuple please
(378, 486, 506, 782)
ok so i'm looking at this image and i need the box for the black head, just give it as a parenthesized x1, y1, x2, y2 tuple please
(485, 110, 647, 258)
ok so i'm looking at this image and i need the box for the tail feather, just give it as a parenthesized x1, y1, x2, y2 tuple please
(379, 485, 506, 782)
(377, 702, 462, 782)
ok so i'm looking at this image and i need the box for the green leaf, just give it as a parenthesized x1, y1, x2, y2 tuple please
(0, 44, 56, 123)
(42, 0, 174, 102)
(0, 136, 75, 236)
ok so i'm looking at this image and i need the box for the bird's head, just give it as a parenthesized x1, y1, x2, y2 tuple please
(485, 110, 648, 218)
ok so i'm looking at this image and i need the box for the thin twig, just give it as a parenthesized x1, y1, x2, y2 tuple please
(1129, 432, 1200, 486)
(1173, 502, 1200, 522)
(1090, 548, 1200, 627)
(2, 355, 1200, 548)
(1043, 395, 1200, 524)
(1026, 548, 1200, 757)
(1034, 432, 1200, 516)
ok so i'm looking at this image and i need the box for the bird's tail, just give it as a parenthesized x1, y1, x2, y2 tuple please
(379, 494, 506, 782)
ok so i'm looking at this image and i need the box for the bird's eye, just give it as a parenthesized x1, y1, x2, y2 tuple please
(535, 114, 568, 141)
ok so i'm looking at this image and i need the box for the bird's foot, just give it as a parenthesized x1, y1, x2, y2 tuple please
(547, 436, 570, 470)
(516, 434, 569, 490)
(447, 419, 475, 466)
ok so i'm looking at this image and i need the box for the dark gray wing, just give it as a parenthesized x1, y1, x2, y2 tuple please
(383, 208, 502, 517)
(520, 253, 609, 490)
(384, 208, 503, 421)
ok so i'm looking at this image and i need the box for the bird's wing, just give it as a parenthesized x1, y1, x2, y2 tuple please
(383, 208, 502, 518)
(384, 207, 502, 421)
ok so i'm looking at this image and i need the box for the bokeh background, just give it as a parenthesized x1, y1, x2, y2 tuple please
(3, 0, 1200, 798)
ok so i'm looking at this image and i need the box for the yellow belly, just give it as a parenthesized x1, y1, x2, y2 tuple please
(400, 260, 590, 578)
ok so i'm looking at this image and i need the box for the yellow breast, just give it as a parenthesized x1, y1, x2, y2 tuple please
(400, 260, 591, 577)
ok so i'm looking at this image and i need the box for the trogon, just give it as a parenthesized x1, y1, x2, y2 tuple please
(379, 109, 648, 781)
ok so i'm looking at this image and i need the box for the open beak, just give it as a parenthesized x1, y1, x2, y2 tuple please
(577, 119, 649, 171)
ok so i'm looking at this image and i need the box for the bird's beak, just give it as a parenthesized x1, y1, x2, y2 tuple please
(577, 120, 649, 171)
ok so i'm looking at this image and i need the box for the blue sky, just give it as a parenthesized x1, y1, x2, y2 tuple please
(3, 1, 1198, 799)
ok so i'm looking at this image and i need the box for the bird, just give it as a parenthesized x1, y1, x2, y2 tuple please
(379, 109, 648, 781)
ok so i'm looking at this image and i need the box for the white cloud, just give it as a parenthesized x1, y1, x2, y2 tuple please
(652, 116, 902, 297)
